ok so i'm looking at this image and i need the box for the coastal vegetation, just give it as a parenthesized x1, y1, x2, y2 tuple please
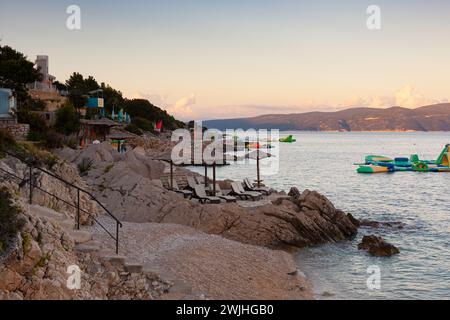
(54, 101, 80, 136)
(124, 123, 143, 136)
(64, 72, 185, 131)
(0, 45, 41, 102)
(0, 187, 24, 256)
(1, 44, 185, 153)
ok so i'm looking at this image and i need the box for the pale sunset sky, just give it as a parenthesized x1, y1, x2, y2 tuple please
(1, 0, 450, 120)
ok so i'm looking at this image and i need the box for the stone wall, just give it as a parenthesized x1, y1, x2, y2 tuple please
(28, 89, 67, 112)
(0, 123, 30, 141)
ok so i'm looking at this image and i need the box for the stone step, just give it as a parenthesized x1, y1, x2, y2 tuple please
(101, 255, 127, 267)
(68, 230, 93, 244)
(124, 260, 143, 273)
(30, 204, 71, 221)
(58, 219, 77, 230)
(30, 204, 66, 220)
(75, 240, 103, 253)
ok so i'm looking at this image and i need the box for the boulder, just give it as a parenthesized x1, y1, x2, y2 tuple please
(358, 235, 400, 257)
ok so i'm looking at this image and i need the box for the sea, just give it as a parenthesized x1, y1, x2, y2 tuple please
(188, 131, 450, 300)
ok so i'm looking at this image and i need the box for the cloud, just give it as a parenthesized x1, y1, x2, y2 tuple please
(344, 85, 448, 109)
(172, 94, 196, 113)
(132, 92, 196, 120)
(132, 92, 169, 107)
(392, 85, 446, 108)
(132, 85, 449, 121)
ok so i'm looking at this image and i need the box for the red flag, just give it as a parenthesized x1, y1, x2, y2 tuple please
(155, 120, 163, 132)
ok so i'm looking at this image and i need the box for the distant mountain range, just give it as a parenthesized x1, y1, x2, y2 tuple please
(204, 103, 450, 132)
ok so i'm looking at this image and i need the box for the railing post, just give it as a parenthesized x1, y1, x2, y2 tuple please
(77, 189, 80, 230)
(29, 165, 33, 205)
(115, 222, 119, 254)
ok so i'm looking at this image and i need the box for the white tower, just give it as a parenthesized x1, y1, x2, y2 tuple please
(36, 55, 49, 82)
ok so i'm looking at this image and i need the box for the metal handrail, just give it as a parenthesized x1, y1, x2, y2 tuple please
(0, 149, 122, 254)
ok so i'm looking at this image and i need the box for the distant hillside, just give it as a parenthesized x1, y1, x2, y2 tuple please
(204, 104, 450, 132)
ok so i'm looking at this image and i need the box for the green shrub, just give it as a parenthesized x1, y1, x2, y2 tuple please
(133, 117, 154, 132)
(0, 130, 18, 155)
(124, 124, 143, 136)
(21, 98, 46, 112)
(27, 130, 44, 142)
(17, 110, 48, 135)
(55, 102, 80, 135)
(104, 163, 114, 174)
(21, 232, 31, 255)
(17, 141, 59, 167)
(0, 187, 25, 255)
(66, 137, 78, 149)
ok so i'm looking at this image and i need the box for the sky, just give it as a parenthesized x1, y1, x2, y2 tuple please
(1, 0, 450, 121)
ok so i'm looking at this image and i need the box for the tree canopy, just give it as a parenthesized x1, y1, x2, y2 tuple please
(0, 45, 41, 100)
(54, 101, 80, 135)
(124, 99, 185, 130)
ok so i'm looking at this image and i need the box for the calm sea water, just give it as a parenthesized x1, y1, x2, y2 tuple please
(189, 132, 450, 300)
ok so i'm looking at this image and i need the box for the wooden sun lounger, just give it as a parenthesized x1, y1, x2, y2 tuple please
(244, 178, 271, 195)
(214, 184, 237, 203)
(171, 179, 193, 199)
(230, 182, 262, 201)
(195, 176, 205, 185)
(193, 185, 222, 204)
(186, 176, 198, 190)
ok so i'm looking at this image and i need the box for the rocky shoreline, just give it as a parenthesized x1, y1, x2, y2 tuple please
(1, 138, 362, 300)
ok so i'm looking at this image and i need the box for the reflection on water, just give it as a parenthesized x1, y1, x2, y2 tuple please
(188, 132, 450, 299)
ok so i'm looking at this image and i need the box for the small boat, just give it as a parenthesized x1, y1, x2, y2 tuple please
(279, 135, 296, 143)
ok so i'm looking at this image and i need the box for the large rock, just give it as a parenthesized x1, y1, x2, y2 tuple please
(358, 235, 400, 257)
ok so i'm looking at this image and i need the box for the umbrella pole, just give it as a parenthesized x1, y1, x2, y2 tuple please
(257, 150, 261, 188)
(213, 162, 216, 194)
(170, 161, 173, 189)
(204, 163, 208, 188)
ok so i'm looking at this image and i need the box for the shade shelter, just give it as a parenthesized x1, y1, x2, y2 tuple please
(79, 118, 119, 147)
(243, 149, 273, 188)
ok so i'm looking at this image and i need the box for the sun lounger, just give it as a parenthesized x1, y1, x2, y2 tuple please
(195, 176, 205, 185)
(170, 179, 193, 199)
(244, 178, 271, 195)
(193, 185, 222, 204)
(186, 176, 198, 190)
(213, 184, 237, 203)
(230, 182, 262, 201)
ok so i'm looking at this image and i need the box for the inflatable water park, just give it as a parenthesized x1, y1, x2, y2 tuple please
(279, 135, 296, 143)
(356, 144, 450, 174)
